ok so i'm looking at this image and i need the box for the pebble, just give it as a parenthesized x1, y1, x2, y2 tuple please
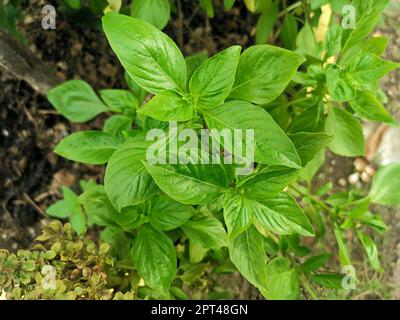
(2, 129, 9, 137)
(348, 172, 360, 185)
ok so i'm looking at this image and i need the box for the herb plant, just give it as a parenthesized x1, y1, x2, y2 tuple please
(46, 0, 400, 300)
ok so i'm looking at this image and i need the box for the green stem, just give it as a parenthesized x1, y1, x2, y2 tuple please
(301, 275, 318, 300)
(279, 1, 303, 17)
(339, 196, 371, 210)
(283, 97, 313, 107)
(117, 264, 136, 270)
(302, 0, 311, 24)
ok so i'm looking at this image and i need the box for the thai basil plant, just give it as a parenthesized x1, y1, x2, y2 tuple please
(46, 0, 400, 299)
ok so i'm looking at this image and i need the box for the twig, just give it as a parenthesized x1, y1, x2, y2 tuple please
(37, 109, 59, 115)
(279, 1, 302, 17)
(23, 193, 47, 218)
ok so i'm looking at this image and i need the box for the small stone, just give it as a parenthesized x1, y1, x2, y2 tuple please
(365, 165, 376, 177)
(338, 178, 348, 187)
(354, 158, 367, 172)
(361, 171, 371, 183)
(27, 227, 36, 238)
(348, 172, 360, 185)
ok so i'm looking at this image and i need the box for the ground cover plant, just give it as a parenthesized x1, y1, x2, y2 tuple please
(1, 0, 400, 300)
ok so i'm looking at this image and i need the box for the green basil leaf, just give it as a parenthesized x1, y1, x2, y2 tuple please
(102, 13, 186, 94)
(289, 132, 333, 166)
(99, 89, 138, 114)
(138, 90, 196, 121)
(62, 186, 79, 203)
(300, 253, 332, 273)
(131, 225, 176, 293)
(70, 210, 86, 235)
(333, 224, 352, 266)
(349, 91, 397, 126)
(280, 13, 298, 50)
(79, 185, 117, 227)
(185, 52, 208, 79)
(203, 100, 301, 168)
(110, 206, 145, 231)
(135, 114, 169, 132)
(228, 225, 268, 294)
(296, 23, 316, 56)
(170, 286, 189, 300)
(349, 210, 388, 232)
(130, 0, 170, 30)
(180, 263, 208, 284)
(361, 37, 388, 56)
(149, 195, 195, 231)
(265, 257, 300, 300)
(229, 45, 305, 104)
(310, 273, 343, 289)
(329, 0, 347, 12)
(255, 0, 279, 44)
(55, 131, 121, 165)
(47, 80, 108, 123)
(348, 53, 400, 84)
(326, 65, 355, 102)
(224, 0, 236, 10)
(356, 231, 381, 271)
(244, 0, 272, 12)
(182, 216, 227, 249)
(311, 0, 329, 9)
(290, 103, 325, 134)
(46, 200, 73, 219)
(104, 136, 159, 210)
(189, 241, 209, 264)
(242, 166, 299, 200)
(342, 0, 389, 54)
(189, 46, 241, 109)
(325, 24, 342, 58)
(64, 0, 82, 9)
(101, 227, 133, 260)
(54, 186, 86, 235)
(299, 150, 325, 185)
(223, 191, 254, 240)
(199, 0, 214, 17)
(143, 157, 231, 205)
(125, 71, 147, 103)
(370, 164, 400, 206)
(254, 192, 314, 237)
(325, 107, 365, 157)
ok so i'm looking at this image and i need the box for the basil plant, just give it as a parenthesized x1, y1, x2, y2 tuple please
(46, 0, 400, 300)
